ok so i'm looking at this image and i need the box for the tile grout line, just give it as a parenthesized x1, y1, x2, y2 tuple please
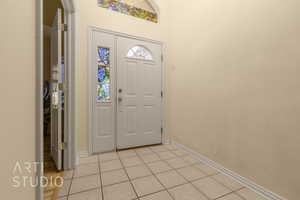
(179, 155, 248, 200)
(97, 147, 187, 173)
(165, 154, 244, 200)
(135, 148, 173, 199)
(232, 187, 249, 200)
(153, 147, 227, 200)
(117, 150, 141, 200)
(66, 150, 170, 199)
(97, 163, 220, 190)
(69, 151, 170, 198)
(214, 187, 251, 200)
(167, 162, 212, 200)
(65, 160, 101, 198)
(75, 146, 247, 200)
(174, 165, 226, 200)
(67, 187, 103, 198)
(101, 179, 132, 188)
(137, 146, 227, 200)
(65, 168, 75, 198)
(210, 173, 246, 194)
(150, 146, 224, 200)
(134, 147, 176, 200)
(214, 190, 238, 200)
(174, 143, 278, 200)
(150, 146, 182, 172)
(97, 156, 105, 200)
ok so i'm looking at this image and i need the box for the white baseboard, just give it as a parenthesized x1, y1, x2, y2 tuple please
(163, 139, 171, 145)
(76, 151, 89, 166)
(173, 141, 287, 200)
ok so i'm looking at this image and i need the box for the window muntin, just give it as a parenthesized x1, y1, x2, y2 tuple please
(98, 0, 158, 23)
(126, 45, 153, 60)
(97, 47, 111, 102)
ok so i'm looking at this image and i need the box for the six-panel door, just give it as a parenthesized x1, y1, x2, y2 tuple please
(91, 31, 162, 153)
(116, 37, 162, 149)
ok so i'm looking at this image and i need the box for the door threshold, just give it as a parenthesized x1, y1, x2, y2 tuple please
(116, 143, 163, 152)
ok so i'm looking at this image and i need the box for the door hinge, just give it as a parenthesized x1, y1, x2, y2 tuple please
(161, 54, 164, 62)
(59, 142, 67, 150)
(161, 127, 163, 134)
(161, 91, 163, 98)
(61, 24, 68, 32)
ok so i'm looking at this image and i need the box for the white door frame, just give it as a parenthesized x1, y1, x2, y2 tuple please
(88, 26, 167, 155)
(36, 0, 43, 199)
(61, 0, 77, 170)
(37, 0, 77, 199)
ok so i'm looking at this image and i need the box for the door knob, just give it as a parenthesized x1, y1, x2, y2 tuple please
(118, 88, 122, 93)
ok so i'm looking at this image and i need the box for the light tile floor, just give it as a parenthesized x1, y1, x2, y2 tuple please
(57, 144, 268, 200)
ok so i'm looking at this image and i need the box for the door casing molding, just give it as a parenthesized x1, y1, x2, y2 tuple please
(36, 0, 43, 199)
(88, 26, 167, 155)
(37, 0, 78, 199)
(62, 0, 77, 170)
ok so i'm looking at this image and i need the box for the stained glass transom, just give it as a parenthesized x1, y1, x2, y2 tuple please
(127, 46, 153, 60)
(98, 0, 158, 23)
(97, 47, 111, 102)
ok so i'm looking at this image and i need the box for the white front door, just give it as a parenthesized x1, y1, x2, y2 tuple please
(116, 37, 163, 149)
(50, 8, 63, 170)
(90, 31, 163, 153)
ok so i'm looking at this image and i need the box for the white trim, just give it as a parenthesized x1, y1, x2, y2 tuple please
(36, 0, 43, 199)
(76, 151, 90, 166)
(173, 141, 288, 200)
(78, 151, 90, 157)
(59, 0, 77, 170)
(161, 43, 166, 144)
(87, 26, 94, 156)
(66, 5, 77, 170)
(62, 0, 75, 13)
(89, 26, 162, 45)
(73, 0, 80, 167)
(88, 27, 166, 153)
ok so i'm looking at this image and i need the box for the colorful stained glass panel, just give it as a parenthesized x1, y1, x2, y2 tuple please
(98, 0, 158, 23)
(97, 47, 111, 102)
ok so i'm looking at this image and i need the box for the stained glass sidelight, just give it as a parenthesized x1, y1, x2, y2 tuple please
(97, 47, 111, 102)
(98, 0, 158, 23)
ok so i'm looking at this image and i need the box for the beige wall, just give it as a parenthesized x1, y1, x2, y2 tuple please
(0, 0, 36, 199)
(0, 0, 298, 199)
(168, 0, 300, 199)
(77, 0, 300, 199)
(76, 0, 170, 152)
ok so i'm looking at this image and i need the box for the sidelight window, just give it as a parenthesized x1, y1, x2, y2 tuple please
(97, 47, 111, 102)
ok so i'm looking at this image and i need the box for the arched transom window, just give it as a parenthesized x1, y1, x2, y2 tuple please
(98, 0, 158, 23)
(127, 45, 153, 60)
